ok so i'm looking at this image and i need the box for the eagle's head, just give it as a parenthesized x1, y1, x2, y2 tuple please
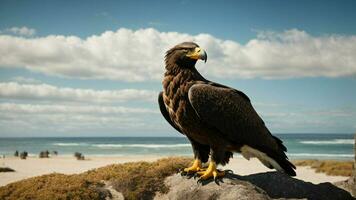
(165, 42, 207, 69)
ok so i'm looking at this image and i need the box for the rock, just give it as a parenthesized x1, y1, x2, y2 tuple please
(19, 151, 28, 159)
(352, 133, 356, 196)
(52, 151, 58, 156)
(335, 133, 356, 197)
(103, 181, 125, 200)
(0, 167, 15, 172)
(155, 172, 354, 200)
(74, 152, 85, 160)
(237, 172, 353, 200)
(335, 178, 355, 198)
(155, 173, 270, 200)
(39, 150, 50, 158)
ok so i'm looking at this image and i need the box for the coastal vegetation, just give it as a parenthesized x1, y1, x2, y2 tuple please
(293, 160, 354, 176)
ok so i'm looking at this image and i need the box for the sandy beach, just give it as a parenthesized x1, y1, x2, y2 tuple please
(0, 155, 349, 187)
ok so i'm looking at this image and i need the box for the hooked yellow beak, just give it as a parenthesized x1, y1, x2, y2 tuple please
(186, 47, 207, 63)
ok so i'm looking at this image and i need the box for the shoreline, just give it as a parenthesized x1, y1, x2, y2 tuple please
(1, 153, 353, 160)
(0, 155, 351, 187)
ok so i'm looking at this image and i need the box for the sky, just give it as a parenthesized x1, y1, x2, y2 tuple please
(0, 0, 356, 137)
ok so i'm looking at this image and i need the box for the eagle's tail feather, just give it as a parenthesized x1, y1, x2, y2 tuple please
(268, 131, 296, 176)
(240, 145, 296, 176)
(271, 135, 296, 176)
(271, 154, 296, 176)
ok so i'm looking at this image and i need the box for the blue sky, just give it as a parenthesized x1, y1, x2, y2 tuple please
(0, 0, 355, 137)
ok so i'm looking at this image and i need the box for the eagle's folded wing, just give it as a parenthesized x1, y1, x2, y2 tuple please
(188, 83, 296, 176)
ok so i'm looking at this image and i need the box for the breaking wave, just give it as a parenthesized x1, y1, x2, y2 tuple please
(92, 144, 191, 148)
(52, 142, 87, 146)
(299, 139, 354, 145)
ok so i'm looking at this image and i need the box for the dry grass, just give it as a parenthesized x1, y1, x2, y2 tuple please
(0, 167, 15, 173)
(293, 159, 354, 176)
(0, 157, 192, 200)
(84, 157, 192, 200)
(0, 173, 108, 200)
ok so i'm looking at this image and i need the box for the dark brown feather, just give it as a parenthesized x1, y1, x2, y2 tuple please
(158, 92, 182, 134)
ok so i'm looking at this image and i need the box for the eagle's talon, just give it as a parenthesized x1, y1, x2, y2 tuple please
(180, 170, 187, 176)
(183, 159, 202, 174)
(197, 161, 225, 180)
(214, 178, 220, 185)
(196, 179, 205, 185)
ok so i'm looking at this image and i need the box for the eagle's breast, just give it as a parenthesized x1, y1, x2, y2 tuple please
(162, 71, 195, 132)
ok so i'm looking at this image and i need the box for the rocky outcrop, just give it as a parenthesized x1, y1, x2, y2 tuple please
(351, 133, 356, 196)
(154, 172, 354, 200)
(335, 133, 356, 197)
(154, 173, 270, 200)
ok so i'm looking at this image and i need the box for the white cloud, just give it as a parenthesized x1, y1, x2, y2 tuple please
(1, 28, 355, 81)
(1, 26, 36, 36)
(0, 103, 157, 115)
(305, 110, 355, 117)
(0, 82, 157, 103)
(0, 81, 164, 136)
(0, 103, 160, 135)
(259, 107, 356, 133)
(0, 28, 189, 81)
(10, 76, 42, 84)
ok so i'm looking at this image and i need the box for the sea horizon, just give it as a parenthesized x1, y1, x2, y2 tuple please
(1, 133, 354, 160)
(0, 133, 354, 138)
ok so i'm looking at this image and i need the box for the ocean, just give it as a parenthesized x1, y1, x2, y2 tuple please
(0, 134, 354, 160)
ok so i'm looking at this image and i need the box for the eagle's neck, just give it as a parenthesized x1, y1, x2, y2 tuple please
(164, 62, 205, 81)
(163, 63, 206, 101)
(164, 63, 181, 76)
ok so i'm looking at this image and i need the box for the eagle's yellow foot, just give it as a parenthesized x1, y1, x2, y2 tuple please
(197, 161, 225, 181)
(183, 159, 202, 174)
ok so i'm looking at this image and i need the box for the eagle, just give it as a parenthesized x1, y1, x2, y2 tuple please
(158, 42, 296, 181)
